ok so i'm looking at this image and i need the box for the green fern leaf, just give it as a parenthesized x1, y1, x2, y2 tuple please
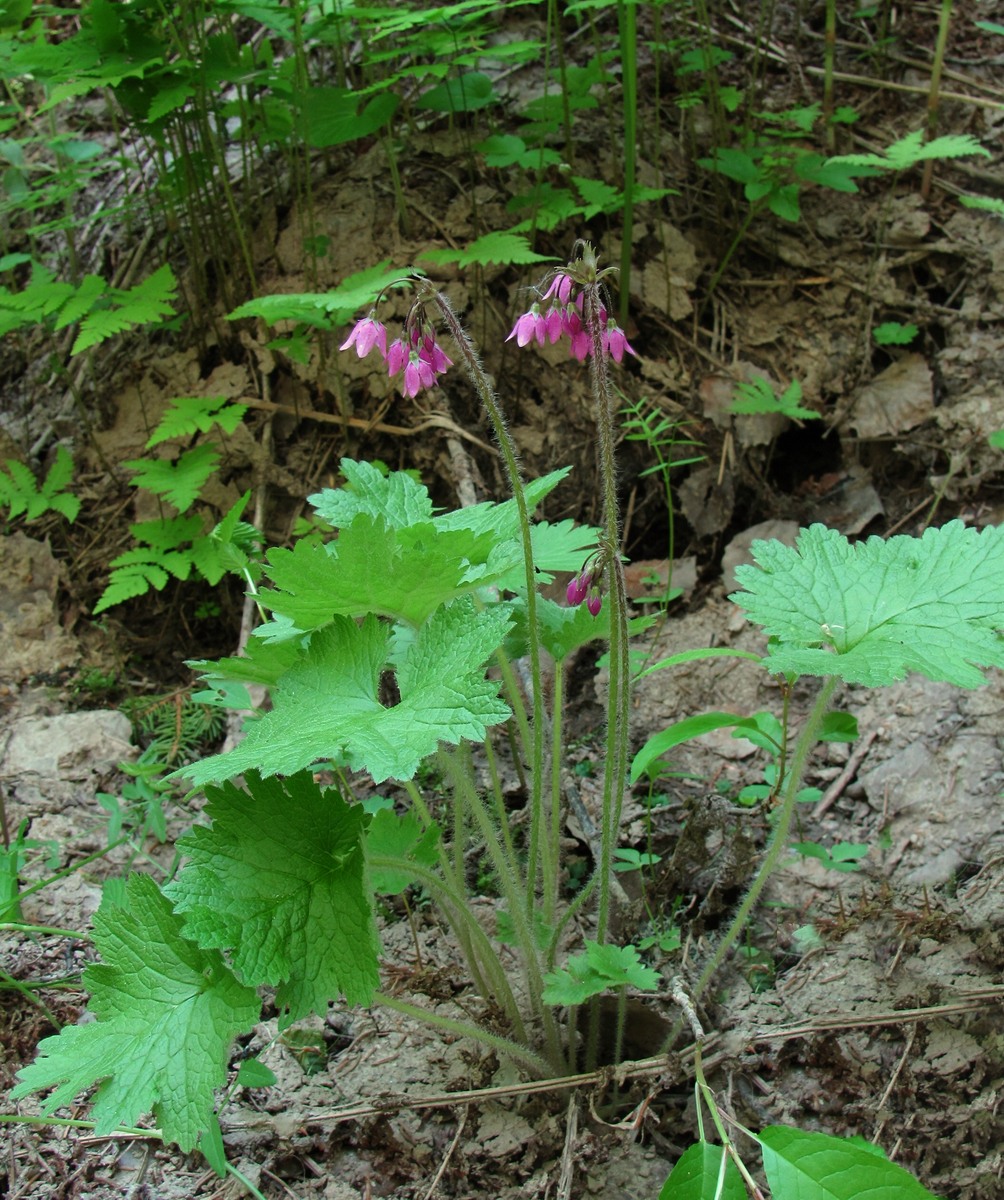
(960, 194, 1004, 217)
(53, 273, 106, 329)
(48, 492, 81, 522)
(421, 230, 556, 269)
(130, 514, 205, 551)
(108, 546, 194, 577)
(123, 444, 219, 512)
(147, 397, 247, 449)
(72, 264, 177, 354)
(827, 130, 988, 173)
(0, 459, 39, 519)
(228, 262, 410, 329)
(93, 564, 169, 614)
(0, 447, 79, 522)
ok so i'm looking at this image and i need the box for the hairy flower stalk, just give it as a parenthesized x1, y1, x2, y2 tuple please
(339, 262, 633, 1071)
(579, 268, 632, 947)
(508, 243, 635, 946)
(418, 282, 562, 1064)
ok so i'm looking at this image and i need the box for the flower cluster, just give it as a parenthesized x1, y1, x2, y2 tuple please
(506, 270, 635, 364)
(567, 558, 604, 618)
(341, 310, 453, 399)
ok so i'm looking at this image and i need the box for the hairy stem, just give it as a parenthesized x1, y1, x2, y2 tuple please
(582, 283, 631, 945)
(374, 992, 552, 1077)
(370, 853, 525, 1043)
(429, 289, 550, 919)
(666, 675, 839, 1047)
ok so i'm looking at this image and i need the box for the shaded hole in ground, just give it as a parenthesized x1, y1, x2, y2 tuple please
(766, 421, 844, 495)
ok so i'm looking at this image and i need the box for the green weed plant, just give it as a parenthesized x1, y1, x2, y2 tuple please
(2, 4, 1000, 1195)
(7, 248, 1002, 1200)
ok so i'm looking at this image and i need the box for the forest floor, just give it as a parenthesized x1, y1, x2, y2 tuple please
(2, 3, 1003, 1198)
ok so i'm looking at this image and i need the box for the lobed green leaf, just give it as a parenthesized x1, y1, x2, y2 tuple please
(183, 598, 512, 785)
(11, 874, 259, 1152)
(731, 522, 1004, 687)
(166, 772, 379, 1023)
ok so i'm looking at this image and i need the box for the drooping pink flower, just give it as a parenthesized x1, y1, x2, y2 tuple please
(567, 572, 590, 606)
(568, 327, 591, 362)
(586, 591, 602, 617)
(543, 272, 574, 304)
(340, 314, 387, 360)
(420, 334, 453, 376)
(602, 320, 636, 363)
(544, 306, 564, 344)
(507, 305, 548, 347)
(401, 350, 436, 398)
(386, 338, 408, 375)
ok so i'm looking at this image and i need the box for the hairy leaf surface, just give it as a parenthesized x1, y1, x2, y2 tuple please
(183, 598, 512, 785)
(166, 772, 378, 1023)
(11, 874, 259, 1151)
(731, 522, 1004, 686)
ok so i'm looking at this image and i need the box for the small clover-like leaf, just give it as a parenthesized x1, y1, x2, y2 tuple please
(543, 941, 659, 1005)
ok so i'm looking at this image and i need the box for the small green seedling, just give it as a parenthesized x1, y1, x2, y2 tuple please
(0, 445, 79, 524)
(873, 321, 919, 346)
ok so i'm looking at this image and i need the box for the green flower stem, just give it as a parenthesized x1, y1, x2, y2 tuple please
(921, 0, 955, 199)
(546, 871, 597, 972)
(0, 1113, 154, 1134)
(401, 780, 438, 833)
(702, 204, 756, 311)
(618, 0, 638, 329)
(437, 749, 563, 1066)
(582, 283, 631, 945)
(0, 964, 62, 1026)
(685, 676, 839, 1020)
(10, 837, 129, 906)
(2, 922, 90, 939)
(693, 1042, 762, 1198)
(381, 133, 411, 236)
(545, 659, 565, 927)
(399, 779, 499, 1011)
(483, 734, 519, 878)
(428, 289, 549, 920)
(374, 992, 552, 1078)
(491, 644, 533, 765)
(370, 854, 525, 1043)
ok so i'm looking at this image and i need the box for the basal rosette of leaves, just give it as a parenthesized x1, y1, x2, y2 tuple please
(11, 456, 611, 1162)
